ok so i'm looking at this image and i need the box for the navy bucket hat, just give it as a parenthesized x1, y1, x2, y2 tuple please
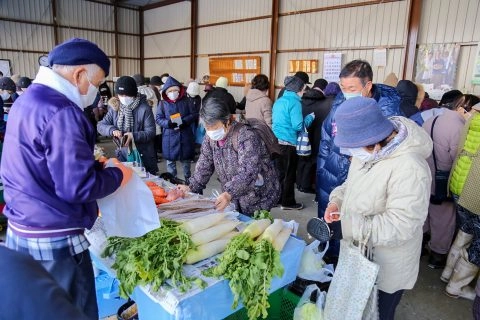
(334, 97, 394, 148)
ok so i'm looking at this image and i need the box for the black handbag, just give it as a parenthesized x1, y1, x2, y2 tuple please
(430, 116, 452, 205)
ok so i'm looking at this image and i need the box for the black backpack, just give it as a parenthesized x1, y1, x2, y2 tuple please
(231, 118, 281, 160)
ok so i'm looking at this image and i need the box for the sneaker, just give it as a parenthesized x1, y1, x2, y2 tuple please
(297, 187, 316, 194)
(281, 203, 304, 210)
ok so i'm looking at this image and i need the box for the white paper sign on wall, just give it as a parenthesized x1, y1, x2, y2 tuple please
(0, 60, 12, 77)
(323, 53, 342, 83)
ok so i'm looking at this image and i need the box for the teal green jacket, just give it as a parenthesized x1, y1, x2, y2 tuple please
(272, 90, 303, 145)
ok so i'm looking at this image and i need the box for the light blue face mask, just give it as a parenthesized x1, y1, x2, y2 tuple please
(343, 92, 362, 100)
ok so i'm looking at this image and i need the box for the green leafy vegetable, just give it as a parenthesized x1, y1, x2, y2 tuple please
(253, 210, 273, 222)
(103, 218, 206, 297)
(203, 234, 284, 320)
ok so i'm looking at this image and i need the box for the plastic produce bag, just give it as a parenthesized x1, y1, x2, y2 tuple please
(293, 284, 326, 320)
(97, 163, 160, 238)
(298, 240, 334, 283)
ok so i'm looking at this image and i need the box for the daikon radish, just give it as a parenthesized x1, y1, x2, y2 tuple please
(180, 213, 226, 234)
(242, 219, 271, 239)
(259, 219, 284, 242)
(191, 221, 240, 246)
(272, 227, 292, 251)
(220, 230, 240, 240)
(185, 238, 230, 264)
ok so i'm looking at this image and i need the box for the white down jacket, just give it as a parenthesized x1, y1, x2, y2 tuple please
(330, 117, 433, 293)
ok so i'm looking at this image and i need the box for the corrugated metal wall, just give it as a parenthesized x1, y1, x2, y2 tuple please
(0, 0, 140, 79)
(143, 1, 191, 82)
(2, 0, 480, 97)
(276, 0, 409, 88)
(143, 0, 411, 101)
(196, 0, 272, 100)
(418, 0, 480, 94)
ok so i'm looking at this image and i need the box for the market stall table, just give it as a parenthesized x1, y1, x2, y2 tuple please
(89, 224, 305, 320)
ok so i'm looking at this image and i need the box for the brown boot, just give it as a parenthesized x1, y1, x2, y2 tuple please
(445, 249, 479, 300)
(441, 231, 473, 283)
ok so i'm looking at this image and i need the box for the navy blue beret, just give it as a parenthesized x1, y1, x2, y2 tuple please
(48, 38, 110, 76)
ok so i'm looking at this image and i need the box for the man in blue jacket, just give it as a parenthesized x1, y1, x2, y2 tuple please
(0, 38, 130, 318)
(316, 60, 402, 254)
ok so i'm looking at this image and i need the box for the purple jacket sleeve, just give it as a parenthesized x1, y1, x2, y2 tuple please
(41, 107, 122, 203)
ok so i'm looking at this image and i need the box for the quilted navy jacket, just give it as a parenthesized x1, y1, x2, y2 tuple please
(316, 84, 402, 216)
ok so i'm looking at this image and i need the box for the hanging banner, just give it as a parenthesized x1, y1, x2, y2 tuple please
(323, 53, 342, 83)
(414, 44, 460, 101)
(472, 42, 480, 85)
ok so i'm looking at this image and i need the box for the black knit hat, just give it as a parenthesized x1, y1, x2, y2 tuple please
(0, 77, 16, 92)
(294, 71, 311, 84)
(17, 77, 32, 89)
(150, 76, 162, 86)
(115, 76, 138, 97)
(313, 79, 328, 91)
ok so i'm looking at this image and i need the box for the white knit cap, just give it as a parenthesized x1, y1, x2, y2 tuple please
(215, 76, 228, 89)
(186, 82, 200, 97)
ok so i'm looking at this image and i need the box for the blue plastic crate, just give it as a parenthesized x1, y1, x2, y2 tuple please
(95, 271, 128, 318)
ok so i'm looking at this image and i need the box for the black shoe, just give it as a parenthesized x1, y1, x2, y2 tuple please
(297, 187, 316, 194)
(428, 251, 447, 269)
(280, 203, 304, 210)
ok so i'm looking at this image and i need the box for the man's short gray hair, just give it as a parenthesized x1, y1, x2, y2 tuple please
(200, 98, 231, 126)
(51, 64, 101, 79)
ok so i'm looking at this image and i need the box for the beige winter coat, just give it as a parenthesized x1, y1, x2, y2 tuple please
(245, 89, 273, 127)
(330, 117, 433, 293)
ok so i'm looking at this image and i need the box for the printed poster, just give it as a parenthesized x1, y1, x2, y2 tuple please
(414, 44, 460, 100)
(323, 53, 342, 83)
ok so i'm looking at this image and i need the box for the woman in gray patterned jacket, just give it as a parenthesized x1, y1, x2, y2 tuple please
(178, 98, 280, 216)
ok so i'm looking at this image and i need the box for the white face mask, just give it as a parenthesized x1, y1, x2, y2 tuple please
(349, 147, 377, 163)
(119, 96, 135, 106)
(161, 76, 169, 84)
(1, 92, 11, 101)
(206, 127, 226, 141)
(167, 91, 179, 101)
(78, 73, 98, 108)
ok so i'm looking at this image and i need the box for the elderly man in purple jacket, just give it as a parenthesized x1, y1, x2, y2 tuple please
(0, 38, 128, 318)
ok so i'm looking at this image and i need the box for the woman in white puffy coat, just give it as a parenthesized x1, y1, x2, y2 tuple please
(324, 97, 432, 320)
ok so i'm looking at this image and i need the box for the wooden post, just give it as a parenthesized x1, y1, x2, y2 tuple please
(113, 3, 120, 77)
(140, 8, 145, 76)
(190, 0, 197, 80)
(51, 0, 59, 45)
(269, 0, 279, 101)
(403, 0, 422, 80)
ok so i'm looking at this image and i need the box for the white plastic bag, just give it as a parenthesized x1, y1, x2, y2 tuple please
(97, 167, 160, 238)
(298, 240, 334, 283)
(293, 284, 326, 320)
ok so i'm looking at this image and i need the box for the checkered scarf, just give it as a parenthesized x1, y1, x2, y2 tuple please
(117, 94, 141, 133)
